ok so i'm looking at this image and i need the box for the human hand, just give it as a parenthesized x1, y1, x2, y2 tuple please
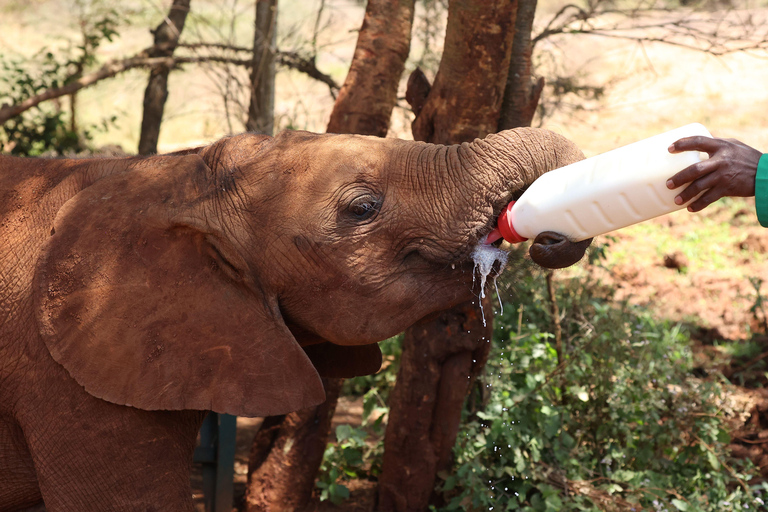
(666, 136, 762, 212)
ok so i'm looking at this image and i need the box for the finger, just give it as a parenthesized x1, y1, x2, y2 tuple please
(668, 136, 720, 155)
(666, 158, 719, 190)
(674, 170, 719, 205)
(686, 187, 724, 213)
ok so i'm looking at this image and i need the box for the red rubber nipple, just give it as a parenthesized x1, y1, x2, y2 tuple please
(489, 201, 527, 244)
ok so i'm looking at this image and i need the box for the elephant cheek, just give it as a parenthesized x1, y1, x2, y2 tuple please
(529, 232, 592, 269)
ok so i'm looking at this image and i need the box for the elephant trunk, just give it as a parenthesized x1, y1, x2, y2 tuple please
(457, 127, 585, 213)
(439, 127, 591, 268)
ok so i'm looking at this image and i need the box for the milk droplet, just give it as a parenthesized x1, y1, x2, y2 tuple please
(471, 243, 508, 326)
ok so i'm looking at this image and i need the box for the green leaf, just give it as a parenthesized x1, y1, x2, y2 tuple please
(671, 498, 689, 511)
(342, 446, 363, 466)
(335, 424, 353, 441)
(329, 483, 350, 505)
(544, 493, 563, 512)
(568, 385, 590, 402)
(706, 450, 720, 470)
(612, 470, 636, 483)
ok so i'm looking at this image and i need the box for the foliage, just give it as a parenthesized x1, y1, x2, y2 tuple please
(315, 401, 388, 504)
(0, 52, 82, 156)
(316, 336, 401, 503)
(435, 269, 767, 511)
(0, 5, 121, 155)
(316, 425, 367, 505)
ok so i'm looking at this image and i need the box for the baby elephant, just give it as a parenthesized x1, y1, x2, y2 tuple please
(0, 128, 590, 511)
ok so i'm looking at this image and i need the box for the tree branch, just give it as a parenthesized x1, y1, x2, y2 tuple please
(533, 3, 768, 55)
(1, 47, 340, 126)
(1, 55, 167, 125)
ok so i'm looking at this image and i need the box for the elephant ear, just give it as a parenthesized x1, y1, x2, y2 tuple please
(35, 154, 325, 417)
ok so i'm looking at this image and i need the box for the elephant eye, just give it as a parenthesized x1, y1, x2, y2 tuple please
(347, 195, 381, 222)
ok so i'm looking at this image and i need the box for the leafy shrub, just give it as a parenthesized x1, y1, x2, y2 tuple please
(316, 424, 370, 504)
(315, 336, 401, 503)
(0, 7, 121, 156)
(437, 270, 766, 511)
(0, 52, 83, 156)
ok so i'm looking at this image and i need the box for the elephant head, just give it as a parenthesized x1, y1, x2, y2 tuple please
(35, 128, 589, 417)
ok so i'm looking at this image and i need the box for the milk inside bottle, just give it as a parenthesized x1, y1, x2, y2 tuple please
(489, 123, 713, 244)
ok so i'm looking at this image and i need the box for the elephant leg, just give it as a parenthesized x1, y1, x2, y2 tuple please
(16, 379, 206, 512)
(0, 415, 42, 511)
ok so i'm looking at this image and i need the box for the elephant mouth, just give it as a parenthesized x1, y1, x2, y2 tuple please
(476, 211, 592, 270)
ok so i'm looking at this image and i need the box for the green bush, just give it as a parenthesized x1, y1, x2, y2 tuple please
(315, 336, 401, 503)
(0, 7, 121, 156)
(0, 52, 83, 156)
(317, 247, 767, 509)
(437, 270, 766, 511)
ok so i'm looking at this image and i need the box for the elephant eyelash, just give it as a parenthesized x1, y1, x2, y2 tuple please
(343, 194, 382, 224)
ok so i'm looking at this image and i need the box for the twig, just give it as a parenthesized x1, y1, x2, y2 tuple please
(723, 348, 768, 378)
(532, 2, 768, 56)
(546, 271, 564, 368)
(311, 0, 326, 57)
(693, 434, 750, 494)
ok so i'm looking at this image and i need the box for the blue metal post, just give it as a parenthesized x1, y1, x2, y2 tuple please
(194, 413, 237, 512)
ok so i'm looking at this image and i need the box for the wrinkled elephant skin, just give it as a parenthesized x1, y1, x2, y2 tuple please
(0, 128, 589, 511)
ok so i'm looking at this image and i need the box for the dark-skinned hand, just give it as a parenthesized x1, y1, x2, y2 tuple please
(666, 136, 762, 212)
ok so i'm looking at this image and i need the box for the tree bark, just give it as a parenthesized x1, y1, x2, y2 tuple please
(243, 1, 415, 510)
(245, 378, 343, 512)
(409, 0, 517, 145)
(326, 0, 415, 136)
(498, 0, 543, 130)
(377, 1, 521, 510)
(137, 0, 191, 155)
(246, 0, 277, 135)
(378, 299, 493, 511)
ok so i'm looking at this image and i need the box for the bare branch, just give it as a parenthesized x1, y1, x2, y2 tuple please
(276, 51, 339, 98)
(311, 0, 327, 56)
(1, 55, 169, 125)
(178, 42, 339, 93)
(178, 42, 253, 54)
(1, 47, 340, 126)
(533, 2, 768, 56)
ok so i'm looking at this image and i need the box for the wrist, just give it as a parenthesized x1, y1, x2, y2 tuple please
(757, 154, 768, 227)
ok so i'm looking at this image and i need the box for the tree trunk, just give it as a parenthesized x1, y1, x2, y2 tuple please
(138, 0, 191, 155)
(246, 0, 277, 135)
(377, 1, 526, 510)
(326, 0, 415, 136)
(378, 299, 493, 511)
(245, 378, 343, 512)
(408, 0, 517, 145)
(498, 0, 543, 130)
(243, 1, 415, 510)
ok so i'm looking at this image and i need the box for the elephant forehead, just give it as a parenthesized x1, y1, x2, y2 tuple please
(281, 132, 404, 171)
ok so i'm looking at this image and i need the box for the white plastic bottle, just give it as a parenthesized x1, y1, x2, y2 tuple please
(489, 123, 713, 243)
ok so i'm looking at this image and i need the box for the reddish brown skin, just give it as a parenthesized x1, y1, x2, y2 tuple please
(0, 128, 588, 511)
